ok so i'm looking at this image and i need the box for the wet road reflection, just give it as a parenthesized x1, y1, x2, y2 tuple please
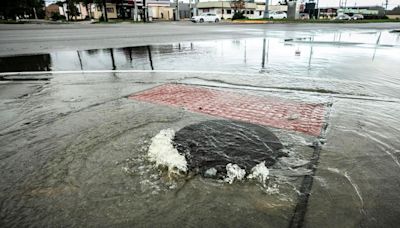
(1, 30, 399, 77)
(2, 29, 399, 100)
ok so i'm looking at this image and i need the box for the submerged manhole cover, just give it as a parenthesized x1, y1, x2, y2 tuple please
(173, 120, 286, 178)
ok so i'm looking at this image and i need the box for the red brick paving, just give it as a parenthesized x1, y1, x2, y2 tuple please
(129, 84, 326, 136)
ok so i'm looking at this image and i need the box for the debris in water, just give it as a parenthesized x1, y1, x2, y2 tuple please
(287, 114, 300, 120)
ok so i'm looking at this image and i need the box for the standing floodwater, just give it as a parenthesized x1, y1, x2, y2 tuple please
(1, 24, 400, 227)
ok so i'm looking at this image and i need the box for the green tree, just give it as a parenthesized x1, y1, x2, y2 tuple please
(81, 0, 93, 19)
(1, 0, 45, 20)
(390, 6, 400, 14)
(66, 0, 80, 21)
(230, 0, 246, 20)
(93, 0, 108, 21)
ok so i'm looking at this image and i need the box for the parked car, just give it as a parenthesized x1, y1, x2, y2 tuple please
(268, 11, 287, 19)
(191, 13, 221, 23)
(351, 14, 364, 20)
(334, 14, 351, 20)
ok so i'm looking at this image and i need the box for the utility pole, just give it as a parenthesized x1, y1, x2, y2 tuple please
(221, 0, 224, 19)
(316, 0, 320, 19)
(134, 0, 138, 21)
(102, 0, 108, 22)
(33, 7, 38, 19)
(263, 0, 269, 19)
(193, 0, 198, 16)
(175, 0, 180, 21)
(385, 0, 389, 15)
(143, 0, 147, 22)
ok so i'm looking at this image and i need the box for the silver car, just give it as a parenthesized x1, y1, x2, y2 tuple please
(351, 14, 364, 20)
(335, 14, 351, 20)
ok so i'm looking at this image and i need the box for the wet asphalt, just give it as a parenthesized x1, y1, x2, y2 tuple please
(0, 22, 399, 56)
(1, 22, 400, 227)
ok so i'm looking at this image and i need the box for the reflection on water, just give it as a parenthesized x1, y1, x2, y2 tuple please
(1, 30, 400, 100)
(1, 30, 399, 76)
(0, 54, 51, 72)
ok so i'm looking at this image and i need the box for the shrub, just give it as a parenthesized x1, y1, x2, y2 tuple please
(50, 12, 61, 21)
(232, 11, 246, 20)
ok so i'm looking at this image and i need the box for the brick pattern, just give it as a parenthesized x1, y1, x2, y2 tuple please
(129, 84, 326, 136)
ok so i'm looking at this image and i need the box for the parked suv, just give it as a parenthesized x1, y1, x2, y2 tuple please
(191, 13, 221, 23)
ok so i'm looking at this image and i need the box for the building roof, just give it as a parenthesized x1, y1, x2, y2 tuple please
(256, 5, 288, 11)
(197, 2, 256, 9)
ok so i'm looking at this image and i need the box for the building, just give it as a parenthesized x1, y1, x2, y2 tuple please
(171, 2, 192, 19)
(91, 3, 118, 19)
(318, 6, 386, 19)
(196, 2, 287, 19)
(148, 0, 173, 20)
(387, 6, 400, 19)
(318, 7, 338, 19)
(337, 6, 385, 18)
(45, 3, 60, 19)
(117, 0, 173, 21)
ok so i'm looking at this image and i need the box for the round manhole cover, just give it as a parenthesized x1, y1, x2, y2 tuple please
(173, 120, 285, 179)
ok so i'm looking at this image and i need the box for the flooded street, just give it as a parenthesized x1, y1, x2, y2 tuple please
(1, 23, 400, 227)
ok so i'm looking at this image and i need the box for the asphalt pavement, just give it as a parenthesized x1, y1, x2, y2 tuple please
(1, 22, 400, 227)
(0, 21, 399, 56)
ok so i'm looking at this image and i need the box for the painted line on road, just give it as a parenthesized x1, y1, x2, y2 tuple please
(0, 70, 382, 85)
(1, 70, 399, 103)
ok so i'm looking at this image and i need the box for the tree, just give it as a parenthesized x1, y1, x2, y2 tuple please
(81, 0, 93, 19)
(389, 6, 400, 14)
(1, 0, 45, 20)
(93, 0, 108, 21)
(66, 0, 80, 21)
(279, 0, 288, 5)
(230, 0, 245, 13)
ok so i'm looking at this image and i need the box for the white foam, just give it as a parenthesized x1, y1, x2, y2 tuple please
(204, 167, 218, 177)
(247, 161, 270, 185)
(224, 163, 246, 184)
(148, 129, 187, 173)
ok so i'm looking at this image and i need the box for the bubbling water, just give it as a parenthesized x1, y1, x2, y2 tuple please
(147, 120, 287, 185)
(147, 128, 187, 174)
